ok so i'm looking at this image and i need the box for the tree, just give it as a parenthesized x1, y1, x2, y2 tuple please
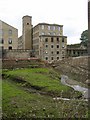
(80, 30, 88, 46)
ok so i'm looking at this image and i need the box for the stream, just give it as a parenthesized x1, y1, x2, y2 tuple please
(53, 75, 89, 101)
(61, 75, 90, 99)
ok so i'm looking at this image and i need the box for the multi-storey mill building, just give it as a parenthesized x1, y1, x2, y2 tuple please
(18, 15, 67, 62)
(33, 23, 67, 62)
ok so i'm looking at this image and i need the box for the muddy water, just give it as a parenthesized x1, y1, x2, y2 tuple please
(61, 75, 90, 99)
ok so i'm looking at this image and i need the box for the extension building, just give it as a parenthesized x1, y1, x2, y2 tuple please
(0, 20, 18, 50)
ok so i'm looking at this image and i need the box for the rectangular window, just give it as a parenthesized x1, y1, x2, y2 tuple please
(45, 57, 48, 60)
(48, 26, 51, 30)
(41, 25, 44, 29)
(51, 57, 53, 60)
(41, 32, 45, 35)
(58, 27, 60, 31)
(0, 29, 4, 35)
(51, 37, 53, 42)
(45, 45, 48, 48)
(48, 32, 51, 35)
(51, 51, 53, 54)
(62, 38, 64, 42)
(53, 26, 55, 30)
(9, 46, 12, 50)
(57, 51, 59, 54)
(45, 38, 48, 42)
(8, 38, 12, 44)
(57, 37, 59, 42)
(57, 45, 59, 48)
(57, 57, 59, 60)
(9, 29, 12, 35)
(0, 38, 4, 44)
(51, 45, 54, 48)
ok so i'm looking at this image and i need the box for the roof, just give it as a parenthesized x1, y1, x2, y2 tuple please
(33, 23, 63, 28)
(0, 20, 18, 30)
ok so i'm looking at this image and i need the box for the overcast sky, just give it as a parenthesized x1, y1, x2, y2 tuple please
(0, 0, 88, 44)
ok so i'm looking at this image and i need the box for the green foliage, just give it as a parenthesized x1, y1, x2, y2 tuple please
(80, 30, 88, 46)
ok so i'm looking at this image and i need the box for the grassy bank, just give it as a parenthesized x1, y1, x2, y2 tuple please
(2, 68, 88, 119)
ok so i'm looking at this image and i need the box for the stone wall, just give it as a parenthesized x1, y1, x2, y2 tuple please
(2, 59, 45, 69)
(2, 49, 32, 59)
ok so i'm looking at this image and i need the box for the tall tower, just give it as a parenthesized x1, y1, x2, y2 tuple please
(22, 15, 32, 50)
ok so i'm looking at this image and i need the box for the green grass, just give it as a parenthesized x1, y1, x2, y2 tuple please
(2, 79, 88, 119)
(2, 68, 89, 119)
(3, 68, 81, 98)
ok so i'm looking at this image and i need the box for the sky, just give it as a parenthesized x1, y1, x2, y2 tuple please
(0, 0, 88, 44)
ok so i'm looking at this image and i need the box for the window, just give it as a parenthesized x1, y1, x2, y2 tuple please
(41, 32, 45, 35)
(51, 37, 53, 42)
(62, 38, 64, 42)
(51, 51, 53, 54)
(51, 45, 54, 48)
(57, 57, 59, 60)
(0, 38, 4, 44)
(58, 27, 60, 31)
(9, 46, 12, 50)
(48, 26, 51, 30)
(41, 25, 44, 29)
(51, 57, 53, 60)
(48, 32, 51, 35)
(45, 51, 48, 54)
(62, 44, 64, 48)
(27, 23, 29, 25)
(45, 38, 48, 42)
(57, 37, 59, 42)
(57, 45, 59, 48)
(45, 57, 48, 60)
(8, 39, 12, 44)
(0, 29, 4, 35)
(53, 32, 56, 35)
(57, 51, 59, 54)
(53, 26, 55, 30)
(9, 29, 12, 35)
(45, 45, 48, 48)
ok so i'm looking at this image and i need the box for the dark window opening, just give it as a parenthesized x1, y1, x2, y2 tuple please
(51, 51, 53, 54)
(46, 45, 48, 48)
(62, 38, 64, 42)
(45, 57, 48, 60)
(0, 38, 4, 44)
(27, 23, 29, 25)
(45, 38, 48, 42)
(57, 57, 59, 60)
(73, 51, 75, 54)
(57, 51, 59, 54)
(57, 45, 59, 48)
(51, 45, 53, 48)
(9, 46, 12, 50)
(51, 37, 53, 42)
(51, 57, 53, 60)
(57, 37, 59, 42)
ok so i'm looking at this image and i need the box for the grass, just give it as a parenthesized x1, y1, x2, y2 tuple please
(2, 68, 89, 119)
(3, 68, 81, 98)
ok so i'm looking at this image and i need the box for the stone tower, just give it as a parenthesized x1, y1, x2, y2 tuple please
(22, 15, 32, 50)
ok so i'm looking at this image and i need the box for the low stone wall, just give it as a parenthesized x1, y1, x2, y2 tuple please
(2, 58, 45, 69)
(2, 49, 33, 59)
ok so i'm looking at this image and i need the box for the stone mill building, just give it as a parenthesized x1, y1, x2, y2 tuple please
(1, 15, 67, 62)
(18, 15, 67, 62)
